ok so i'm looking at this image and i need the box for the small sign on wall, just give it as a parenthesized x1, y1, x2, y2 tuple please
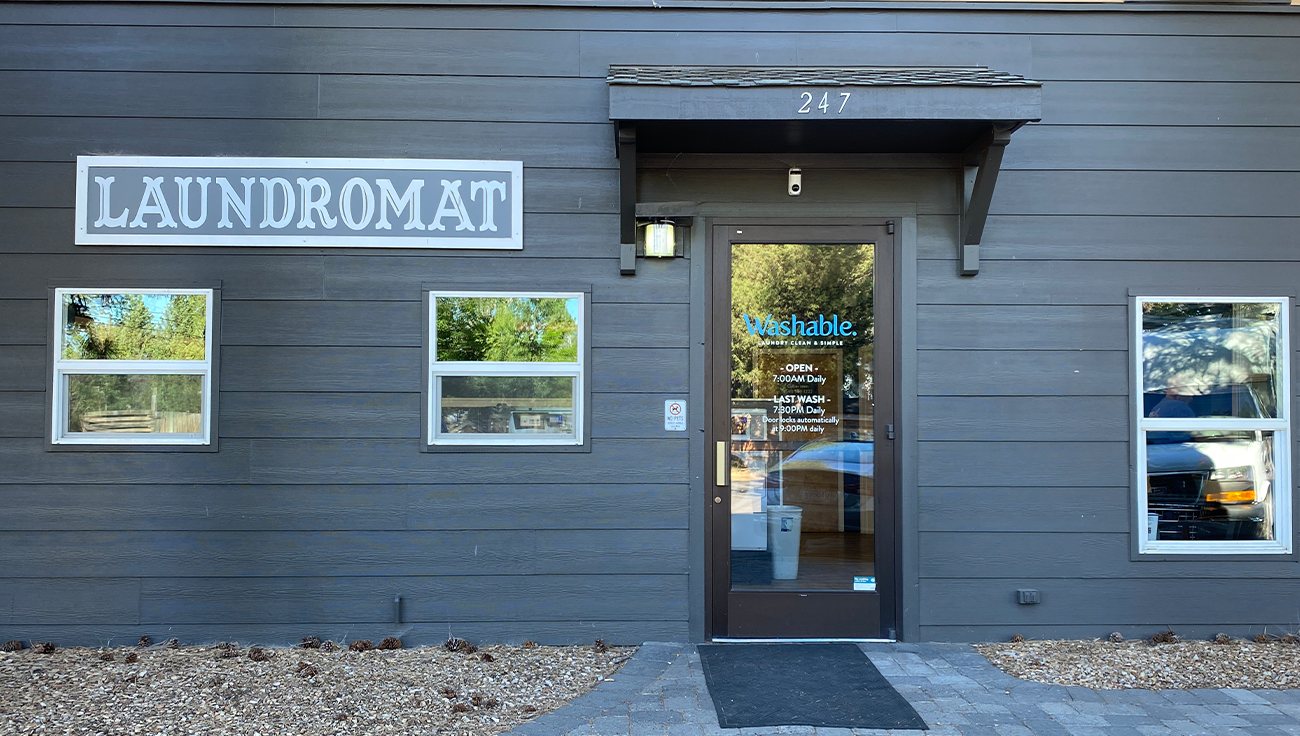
(664, 400, 687, 431)
(75, 156, 522, 249)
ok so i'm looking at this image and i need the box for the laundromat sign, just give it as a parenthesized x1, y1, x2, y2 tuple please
(75, 156, 523, 249)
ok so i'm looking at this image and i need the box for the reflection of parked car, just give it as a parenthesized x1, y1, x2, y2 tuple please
(509, 408, 572, 434)
(771, 439, 874, 478)
(1145, 385, 1273, 541)
(766, 439, 875, 534)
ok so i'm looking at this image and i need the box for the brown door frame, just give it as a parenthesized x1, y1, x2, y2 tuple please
(704, 218, 899, 640)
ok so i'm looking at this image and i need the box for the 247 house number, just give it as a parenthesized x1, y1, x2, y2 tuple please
(797, 91, 851, 115)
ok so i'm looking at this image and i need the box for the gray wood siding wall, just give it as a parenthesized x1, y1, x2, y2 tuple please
(2, 2, 1299, 645)
(912, 14, 1300, 642)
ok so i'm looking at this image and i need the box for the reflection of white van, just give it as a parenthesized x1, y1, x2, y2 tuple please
(508, 409, 573, 434)
(1145, 386, 1273, 541)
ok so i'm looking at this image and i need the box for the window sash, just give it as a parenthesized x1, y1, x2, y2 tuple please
(52, 288, 214, 445)
(1133, 296, 1292, 554)
(55, 372, 212, 444)
(428, 291, 585, 446)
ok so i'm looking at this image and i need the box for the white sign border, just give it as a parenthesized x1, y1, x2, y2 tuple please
(74, 155, 524, 249)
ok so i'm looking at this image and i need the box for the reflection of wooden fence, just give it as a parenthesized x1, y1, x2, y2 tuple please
(157, 411, 202, 434)
(80, 411, 201, 434)
(440, 397, 563, 408)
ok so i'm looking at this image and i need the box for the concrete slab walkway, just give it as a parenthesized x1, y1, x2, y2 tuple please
(503, 642, 1300, 736)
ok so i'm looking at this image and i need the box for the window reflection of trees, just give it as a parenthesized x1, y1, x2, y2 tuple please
(730, 244, 874, 403)
(61, 294, 207, 433)
(436, 297, 577, 363)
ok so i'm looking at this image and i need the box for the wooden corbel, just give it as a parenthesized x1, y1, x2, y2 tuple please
(617, 122, 637, 275)
(959, 123, 1017, 276)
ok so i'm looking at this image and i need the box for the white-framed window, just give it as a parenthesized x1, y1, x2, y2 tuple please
(428, 291, 584, 446)
(52, 288, 214, 445)
(1135, 296, 1291, 554)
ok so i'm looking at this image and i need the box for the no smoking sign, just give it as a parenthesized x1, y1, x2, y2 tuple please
(663, 400, 687, 431)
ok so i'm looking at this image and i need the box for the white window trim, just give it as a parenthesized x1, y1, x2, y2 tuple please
(1134, 295, 1292, 555)
(52, 288, 214, 446)
(428, 290, 585, 447)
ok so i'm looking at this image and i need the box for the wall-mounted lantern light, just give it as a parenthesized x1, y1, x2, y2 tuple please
(622, 217, 688, 276)
(643, 220, 676, 258)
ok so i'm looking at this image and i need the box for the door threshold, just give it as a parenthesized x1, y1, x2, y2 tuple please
(709, 637, 896, 643)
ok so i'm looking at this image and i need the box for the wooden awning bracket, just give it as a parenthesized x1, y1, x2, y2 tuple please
(618, 122, 637, 275)
(959, 122, 1019, 277)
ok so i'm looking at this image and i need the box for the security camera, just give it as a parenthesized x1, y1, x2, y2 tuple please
(788, 168, 802, 197)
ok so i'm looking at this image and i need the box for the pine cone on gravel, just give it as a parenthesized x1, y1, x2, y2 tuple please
(1009, 634, 1025, 643)
(99, 650, 115, 661)
(2, 640, 23, 652)
(1215, 633, 1232, 644)
(320, 640, 338, 652)
(248, 647, 269, 662)
(297, 662, 319, 677)
(123, 652, 138, 664)
(479, 652, 495, 662)
(1108, 632, 1124, 643)
(594, 639, 609, 653)
(444, 637, 477, 654)
(522, 641, 537, 649)
(379, 637, 402, 650)
(33, 642, 56, 654)
(137, 636, 151, 648)
(166, 638, 179, 649)
(523, 705, 538, 713)
(439, 686, 458, 699)
(348, 640, 373, 652)
(1256, 633, 1272, 643)
(301, 636, 321, 649)
(1282, 634, 1299, 644)
(1151, 628, 1180, 644)
(451, 703, 470, 713)
(217, 646, 239, 659)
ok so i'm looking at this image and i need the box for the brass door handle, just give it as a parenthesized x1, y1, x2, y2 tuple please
(715, 441, 727, 487)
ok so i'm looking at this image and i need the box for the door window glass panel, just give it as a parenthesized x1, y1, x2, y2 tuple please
(1137, 298, 1290, 553)
(730, 243, 876, 591)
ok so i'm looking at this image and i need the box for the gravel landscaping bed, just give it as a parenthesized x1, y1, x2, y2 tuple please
(977, 636, 1300, 690)
(0, 638, 633, 735)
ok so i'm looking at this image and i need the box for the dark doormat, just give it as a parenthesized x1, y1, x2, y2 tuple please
(697, 643, 928, 730)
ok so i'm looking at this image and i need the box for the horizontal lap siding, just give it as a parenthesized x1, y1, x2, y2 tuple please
(0, 8, 695, 646)
(917, 18, 1300, 641)
(4, 4, 1300, 645)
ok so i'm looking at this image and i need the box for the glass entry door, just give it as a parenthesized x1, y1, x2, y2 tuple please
(709, 223, 894, 639)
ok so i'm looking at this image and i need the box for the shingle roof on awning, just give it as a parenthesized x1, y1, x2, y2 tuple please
(606, 65, 1041, 88)
(607, 64, 1042, 122)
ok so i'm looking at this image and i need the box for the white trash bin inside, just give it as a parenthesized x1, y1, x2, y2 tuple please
(767, 505, 803, 580)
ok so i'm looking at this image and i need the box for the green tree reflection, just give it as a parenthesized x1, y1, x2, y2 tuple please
(62, 294, 207, 432)
(731, 244, 874, 401)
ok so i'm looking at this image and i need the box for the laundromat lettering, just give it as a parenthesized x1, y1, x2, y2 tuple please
(92, 175, 507, 233)
(741, 313, 856, 337)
